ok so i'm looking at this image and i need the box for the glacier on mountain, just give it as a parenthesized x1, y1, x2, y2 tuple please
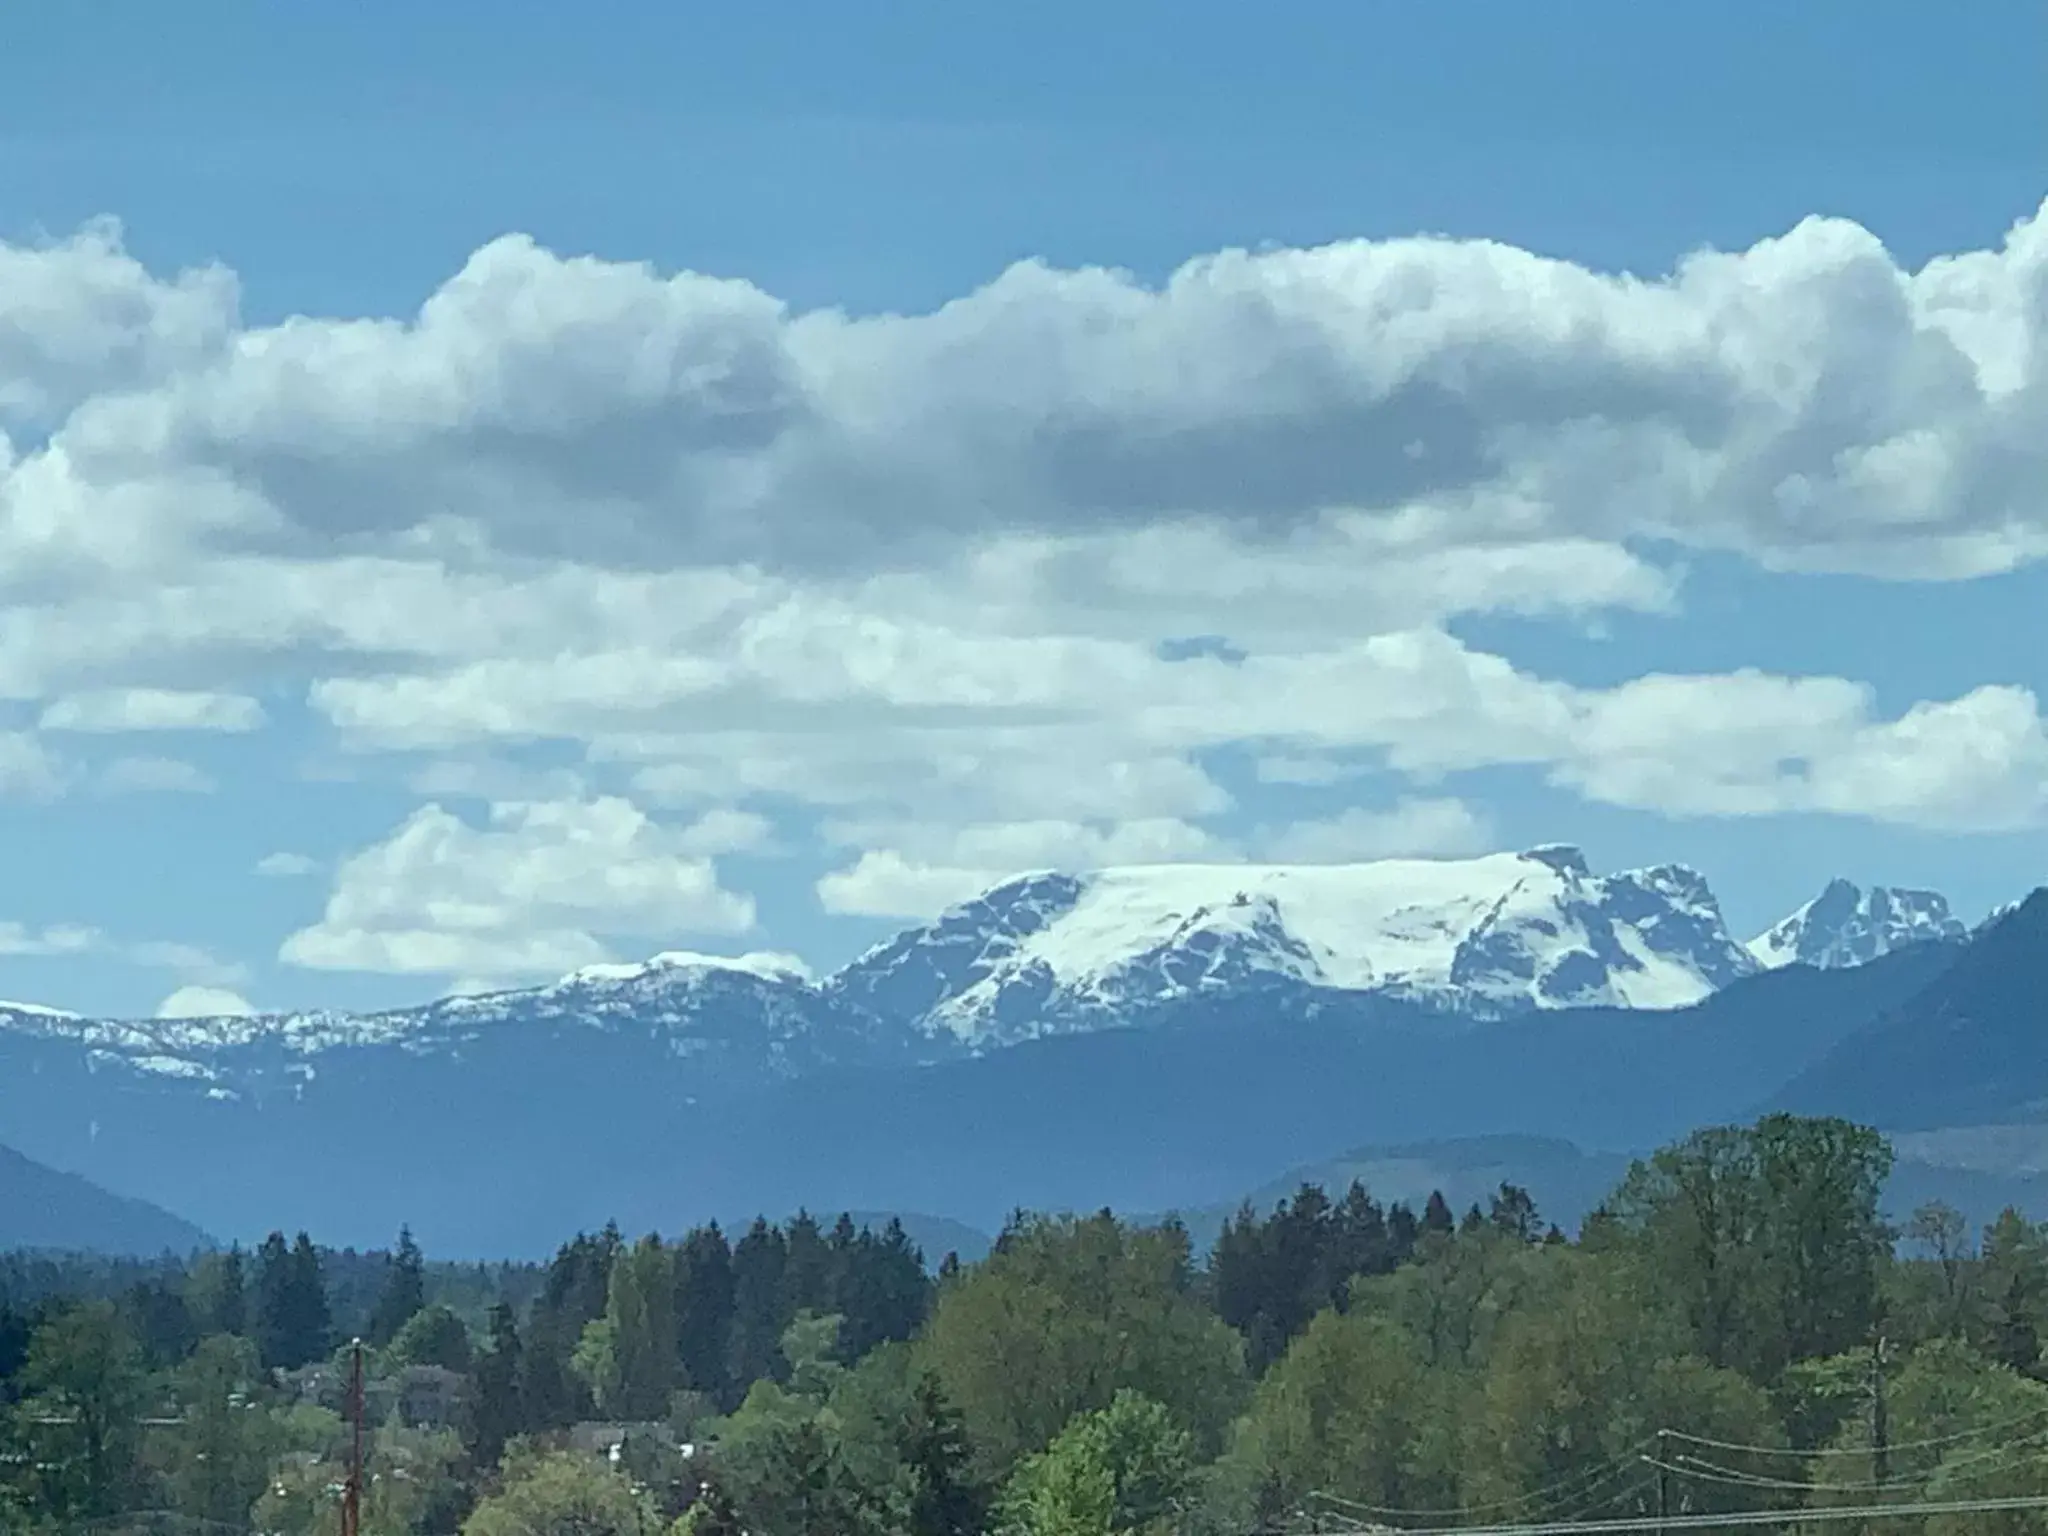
(0, 849, 1979, 1088)
(826, 845, 1761, 1046)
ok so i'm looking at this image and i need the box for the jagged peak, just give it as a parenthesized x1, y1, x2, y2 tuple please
(1748, 878, 1964, 971)
(1522, 844, 1591, 877)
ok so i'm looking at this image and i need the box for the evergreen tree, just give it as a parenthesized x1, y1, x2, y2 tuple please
(187, 1244, 248, 1338)
(1979, 1208, 2047, 1372)
(124, 1276, 197, 1368)
(1489, 1183, 1543, 1243)
(166, 1333, 273, 1530)
(522, 1229, 619, 1430)
(0, 1301, 31, 1403)
(256, 1232, 332, 1370)
(674, 1223, 737, 1406)
(729, 1217, 790, 1390)
(783, 1210, 834, 1319)
(1327, 1181, 1391, 1285)
(16, 1300, 146, 1521)
(1387, 1201, 1421, 1264)
(468, 1302, 524, 1469)
(606, 1235, 679, 1420)
(1422, 1190, 1456, 1237)
(900, 1370, 988, 1536)
(369, 1226, 427, 1347)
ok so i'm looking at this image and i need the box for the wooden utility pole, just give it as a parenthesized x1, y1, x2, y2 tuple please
(341, 1338, 365, 1536)
(1656, 1429, 1671, 1536)
(1871, 1334, 1891, 1491)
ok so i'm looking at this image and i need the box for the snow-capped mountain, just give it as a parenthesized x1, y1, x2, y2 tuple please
(1746, 880, 1966, 972)
(0, 851, 1969, 1094)
(0, 951, 929, 1102)
(828, 845, 1760, 1047)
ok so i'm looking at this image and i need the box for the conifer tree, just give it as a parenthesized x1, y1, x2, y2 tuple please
(368, 1226, 426, 1346)
(255, 1232, 333, 1371)
(605, 1235, 678, 1420)
(1422, 1190, 1456, 1237)
(674, 1223, 736, 1405)
(728, 1217, 789, 1390)
(900, 1370, 987, 1536)
(468, 1302, 524, 1468)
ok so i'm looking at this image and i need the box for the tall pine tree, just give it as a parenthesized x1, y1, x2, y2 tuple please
(899, 1370, 987, 1536)
(368, 1226, 426, 1347)
(256, 1232, 333, 1370)
(728, 1218, 788, 1391)
(674, 1224, 736, 1407)
(467, 1303, 524, 1468)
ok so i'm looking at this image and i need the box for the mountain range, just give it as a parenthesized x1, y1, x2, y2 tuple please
(0, 1141, 213, 1255)
(0, 847, 2025, 1256)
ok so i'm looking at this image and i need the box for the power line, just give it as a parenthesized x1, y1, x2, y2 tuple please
(1306, 1442, 1660, 1523)
(1395, 1491, 2048, 1536)
(1658, 1400, 2048, 1460)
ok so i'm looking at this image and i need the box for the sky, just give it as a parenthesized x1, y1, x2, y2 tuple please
(0, 0, 2045, 1020)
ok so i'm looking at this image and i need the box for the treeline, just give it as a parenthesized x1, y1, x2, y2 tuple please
(8, 1116, 2048, 1536)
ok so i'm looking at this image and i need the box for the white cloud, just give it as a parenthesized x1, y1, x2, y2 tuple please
(96, 755, 215, 795)
(1, 209, 2047, 976)
(39, 688, 265, 733)
(0, 921, 99, 957)
(816, 818, 1230, 920)
(815, 801, 1492, 919)
(11, 207, 2048, 586)
(1556, 674, 2048, 830)
(255, 851, 319, 878)
(0, 919, 247, 992)
(0, 733, 65, 798)
(156, 984, 255, 1019)
(280, 795, 757, 983)
(1253, 799, 1494, 863)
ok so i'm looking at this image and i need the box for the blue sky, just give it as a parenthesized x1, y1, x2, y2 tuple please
(1, 0, 2045, 1017)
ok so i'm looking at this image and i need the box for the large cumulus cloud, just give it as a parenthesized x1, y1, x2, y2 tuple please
(2, 206, 2045, 980)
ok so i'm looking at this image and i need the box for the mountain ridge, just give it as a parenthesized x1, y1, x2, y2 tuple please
(0, 1142, 213, 1256)
(0, 852, 1990, 1101)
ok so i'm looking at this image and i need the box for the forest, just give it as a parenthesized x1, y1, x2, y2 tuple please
(5, 1114, 2048, 1535)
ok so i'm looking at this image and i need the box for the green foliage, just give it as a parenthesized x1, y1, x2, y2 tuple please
(918, 1212, 1248, 1479)
(1463, 1251, 1784, 1520)
(1349, 1222, 1553, 1371)
(608, 1235, 681, 1420)
(467, 1302, 523, 1469)
(674, 1223, 736, 1405)
(998, 1390, 1198, 1536)
(10, 1300, 146, 1520)
(159, 1332, 276, 1530)
(781, 1310, 846, 1400)
(1978, 1209, 2048, 1373)
(185, 1244, 249, 1338)
(707, 1377, 887, 1536)
(463, 1447, 652, 1536)
(256, 1230, 335, 1371)
(1, 1114, 2016, 1536)
(388, 1302, 475, 1374)
(1218, 1308, 1443, 1520)
(1209, 1181, 1428, 1373)
(1603, 1115, 1893, 1380)
(370, 1227, 428, 1348)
